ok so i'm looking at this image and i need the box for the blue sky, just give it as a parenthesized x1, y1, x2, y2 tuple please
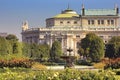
(0, 0, 120, 41)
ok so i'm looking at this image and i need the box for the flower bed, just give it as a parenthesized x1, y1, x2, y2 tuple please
(0, 58, 34, 68)
(0, 68, 119, 80)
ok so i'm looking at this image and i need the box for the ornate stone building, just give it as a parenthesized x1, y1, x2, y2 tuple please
(21, 5, 120, 55)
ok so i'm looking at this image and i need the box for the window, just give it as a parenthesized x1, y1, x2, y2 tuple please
(107, 20, 110, 25)
(98, 20, 104, 25)
(67, 21, 70, 24)
(60, 21, 63, 24)
(91, 20, 94, 25)
(98, 20, 100, 25)
(88, 20, 91, 25)
(88, 20, 94, 25)
(76, 35, 80, 38)
(101, 20, 104, 25)
(74, 21, 77, 24)
(111, 20, 114, 25)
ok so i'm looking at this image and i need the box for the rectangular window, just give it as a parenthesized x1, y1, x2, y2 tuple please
(111, 20, 114, 25)
(60, 21, 63, 24)
(76, 35, 80, 38)
(107, 20, 110, 25)
(101, 20, 104, 25)
(98, 20, 100, 25)
(92, 20, 94, 25)
(88, 20, 90, 25)
(67, 21, 70, 24)
(74, 21, 77, 24)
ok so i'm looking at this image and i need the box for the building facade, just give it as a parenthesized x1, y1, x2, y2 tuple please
(21, 5, 120, 56)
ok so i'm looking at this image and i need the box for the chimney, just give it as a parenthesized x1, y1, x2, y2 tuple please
(82, 4, 85, 16)
(115, 4, 119, 15)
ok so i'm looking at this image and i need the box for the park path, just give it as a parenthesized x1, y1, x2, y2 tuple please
(46, 65, 96, 70)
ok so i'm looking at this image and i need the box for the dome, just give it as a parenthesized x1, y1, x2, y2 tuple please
(53, 9, 79, 18)
(61, 9, 78, 14)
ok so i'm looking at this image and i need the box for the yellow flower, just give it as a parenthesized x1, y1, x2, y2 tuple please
(48, 77, 51, 80)
(53, 73, 57, 77)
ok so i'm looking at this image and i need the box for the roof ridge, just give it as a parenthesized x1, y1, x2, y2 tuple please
(86, 9, 115, 11)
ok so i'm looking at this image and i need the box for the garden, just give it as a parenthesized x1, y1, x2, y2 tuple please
(0, 67, 120, 80)
(0, 34, 120, 80)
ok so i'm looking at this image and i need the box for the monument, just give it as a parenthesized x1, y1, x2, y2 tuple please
(61, 47, 76, 68)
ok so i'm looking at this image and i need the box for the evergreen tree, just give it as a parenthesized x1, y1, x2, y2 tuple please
(50, 40, 62, 60)
(105, 36, 120, 58)
(22, 42, 31, 57)
(80, 33, 105, 62)
(0, 36, 9, 55)
(39, 44, 50, 60)
(6, 34, 21, 54)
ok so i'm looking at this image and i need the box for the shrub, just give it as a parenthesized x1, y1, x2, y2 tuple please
(77, 60, 93, 66)
(103, 58, 120, 69)
(0, 58, 34, 68)
(94, 62, 105, 69)
(32, 62, 46, 70)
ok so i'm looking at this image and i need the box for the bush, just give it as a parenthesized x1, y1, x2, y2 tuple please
(32, 62, 46, 70)
(76, 60, 93, 66)
(103, 58, 120, 69)
(0, 58, 34, 68)
(94, 62, 105, 69)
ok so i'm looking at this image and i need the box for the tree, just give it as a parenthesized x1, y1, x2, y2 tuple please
(0, 36, 11, 55)
(6, 34, 21, 54)
(105, 36, 120, 58)
(80, 33, 105, 62)
(39, 44, 50, 60)
(30, 43, 39, 58)
(6, 34, 18, 41)
(22, 42, 31, 57)
(78, 46, 84, 56)
(50, 40, 62, 61)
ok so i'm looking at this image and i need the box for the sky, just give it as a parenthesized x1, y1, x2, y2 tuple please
(0, 0, 120, 41)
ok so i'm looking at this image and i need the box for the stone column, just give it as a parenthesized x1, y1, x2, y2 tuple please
(73, 38, 76, 56)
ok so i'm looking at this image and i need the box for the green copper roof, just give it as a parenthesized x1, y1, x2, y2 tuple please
(84, 9, 116, 16)
(53, 9, 79, 18)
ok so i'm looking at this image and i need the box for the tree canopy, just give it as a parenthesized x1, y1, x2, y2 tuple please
(0, 36, 10, 55)
(50, 40, 62, 60)
(80, 33, 105, 62)
(105, 36, 120, 58)
(6, 34, 18, 41)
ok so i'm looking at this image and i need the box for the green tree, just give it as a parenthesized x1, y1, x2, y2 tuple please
(39, 44, 50, 60)
(81, 33, 105, 62)
(78, 46, 84, 56)
(6, 34, 18, 41)
(22, 42, 31, 57)
(0, 36, 10, 55)
(105, 36, 120, 58)
(50, 40, 62, 61)
(30, 43, 39, 58)
(6, 34, 21, 54)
